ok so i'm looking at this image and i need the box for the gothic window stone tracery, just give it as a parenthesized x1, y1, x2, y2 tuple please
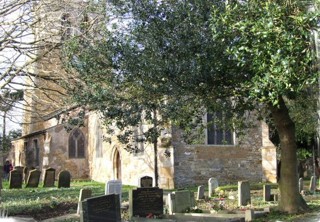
(68, 128, 85, 158)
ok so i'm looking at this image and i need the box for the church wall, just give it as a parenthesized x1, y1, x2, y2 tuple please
(172, 121, 277, 188)
(12, 119, 89, 181)
(44, 124, 89, 179)
(87, 113, 175, 189)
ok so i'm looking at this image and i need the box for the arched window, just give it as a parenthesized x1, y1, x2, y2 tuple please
(69, 128, 85, 158)
(207, 112, 234, 145)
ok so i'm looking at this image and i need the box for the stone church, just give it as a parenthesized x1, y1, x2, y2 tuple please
(11, 0, 277, 189)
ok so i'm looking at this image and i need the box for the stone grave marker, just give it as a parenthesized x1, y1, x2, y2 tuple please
(299, 177, 304, 193)
(26, 169, 41, 188)
(105, 180, 122, 203)
(43, 168, 56, 187)
(9, 169, 23, 189)
(197, 185, 205, 200)
(81, 194, 121, 222)
(77, 188, 92, 215)
(140, 176, 153, 188)
(309, 176, 316, 193)
(23, 166, 35, 183)
(58, 170, 71, 188)
(238, 180, 251, 206)
(14, 166, 24, 174)
(168, 190, 195, 214)
(208, 177, 219, 197)
(263, 185, 271, 202)
(129, 187, 163, 219)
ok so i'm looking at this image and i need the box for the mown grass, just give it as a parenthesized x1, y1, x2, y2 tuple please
(0, 180, 130, 217)
(0, 180, 319, 221)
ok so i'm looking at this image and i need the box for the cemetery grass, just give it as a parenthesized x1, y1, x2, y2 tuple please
(0, 180, 134, 221)
(1, 180, 320, 221)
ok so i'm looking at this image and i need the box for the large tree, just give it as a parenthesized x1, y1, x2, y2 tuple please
(64, 0, 319, 213)
(211, 0, 319, 212)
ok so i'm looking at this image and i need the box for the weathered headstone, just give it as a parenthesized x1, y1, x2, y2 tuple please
(81, 194, 121, 222)
(238, 180, 251, 206)
(105, 180, 122, 203)
(263, 185, 271, 202)
(77, 188, 92, 215)
(58, 170, 71, 188)
(129, 187, 163, 219)
(23, 166, 35, 183)
(197, 185, 205, 200)
(14, 166, 24, 174)
(43, 168, 56, 187)
(299, 177, 304, 193)
(168, 190, 195, 214)
(9, 169, 23, 189)
(208, 177, 219, 197)
(140, 176, 153, 188)
(309, 176, 316, 193)
(26, 169, 41, 188)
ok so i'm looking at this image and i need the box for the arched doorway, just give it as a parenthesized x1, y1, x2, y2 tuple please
(113, 149, 121, 180)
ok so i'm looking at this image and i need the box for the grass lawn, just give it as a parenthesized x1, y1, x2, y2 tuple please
(0, 180, 320, 221)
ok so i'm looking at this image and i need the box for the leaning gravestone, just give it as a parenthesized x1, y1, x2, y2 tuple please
(23, 166, 35, 183)
(81, 194, 121, 222)
(43, 168, 56, 187)
(105, 180, 122, 203)
(140, 176, 153, 188)
(26, 169, 41, 188)
(238, 180, 251, 206)
(9, 169, 23, 189)
(77, 188, 92, 215)
(58, 170, 71, 188)
(208, 177, 219, 197)
(168, 190, 195, 214)
(197, 185, 205, 200)
(129, 187, 163, 219)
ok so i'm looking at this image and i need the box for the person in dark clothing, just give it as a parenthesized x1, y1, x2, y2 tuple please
(3, 160, 13, 180)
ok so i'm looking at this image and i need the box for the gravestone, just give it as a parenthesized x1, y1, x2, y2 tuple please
(168, 190, 195, 214)
(105, 180, 122, 203)
(9, 169, 23, 189)
(238, 180, 251, 206)
(77, 188, 92, 215)
(299, 177, 304, 193)
(58, 170, 71, 188)
(309, 176, 316, 193)
(140, 176, 153, 188)
(263, 185, 271, 202)
(43, 168, 56, 187)
(81, 194, 121, 222)
(197, 185, 205, 200)
(14, 166, 24, 174)
(26, 169, 41, 188)
(129, 187, 163, 219)
(208, 177, 219, 197)
(23, 166, 35, 183)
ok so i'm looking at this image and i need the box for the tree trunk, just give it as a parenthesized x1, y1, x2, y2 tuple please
(269, 96, 308, 213)
(153, 139, 159, 187)
(153, 109, 159, 187)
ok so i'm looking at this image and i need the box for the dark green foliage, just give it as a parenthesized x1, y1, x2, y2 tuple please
(63, 0, 319, 212)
